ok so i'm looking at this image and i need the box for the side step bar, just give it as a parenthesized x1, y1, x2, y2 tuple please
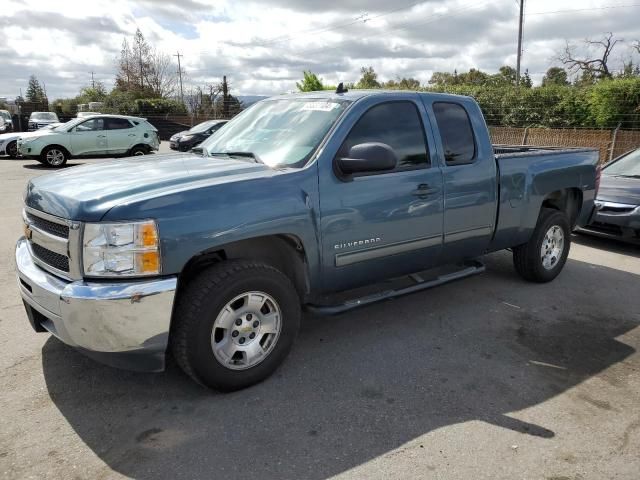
(306, 260, 485, 316)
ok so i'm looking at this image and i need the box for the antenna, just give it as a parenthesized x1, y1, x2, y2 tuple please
(336, 82, 348, 94)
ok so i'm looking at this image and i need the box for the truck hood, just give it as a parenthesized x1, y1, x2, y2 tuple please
(25, 153, 274, 221)
(597, 174, 640, 206)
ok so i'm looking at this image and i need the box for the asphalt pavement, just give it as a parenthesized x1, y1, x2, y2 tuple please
(0, 147, 639, 479)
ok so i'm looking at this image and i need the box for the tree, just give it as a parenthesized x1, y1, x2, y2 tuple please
(132, 28, 151, 90)
(296, 71, 324, 92)
(542, 67, 569, 86)
(356, 66, 381, 89)
(25, 75, 46, 102)
(147, 49, 177, 97)
(429, 71, 459, 86)
(521, 69, 533, 88)
(559, 32, 620, 80)
(497, 66, 517, 85)
(79, 83, 108, 103)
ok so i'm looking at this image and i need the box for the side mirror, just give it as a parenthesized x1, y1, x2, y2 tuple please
(337, 142, 398, 174)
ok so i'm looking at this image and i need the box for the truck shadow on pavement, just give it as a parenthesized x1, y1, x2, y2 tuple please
(41, 251, 639, 480)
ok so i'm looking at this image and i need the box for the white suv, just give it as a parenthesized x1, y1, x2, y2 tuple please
(18, 115, 160, 167)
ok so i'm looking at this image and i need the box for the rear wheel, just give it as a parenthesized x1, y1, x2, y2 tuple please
(41, 146, 68, 167)
(171, 260, 301, 391)
(6, 140, 17, 158)
(513, 208, 571, 283)
(130, 145, 148, 156)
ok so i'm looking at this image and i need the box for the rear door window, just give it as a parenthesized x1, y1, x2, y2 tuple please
(432, 102, 476, 166)
(106, 118, 134, 130)
(338, 101, 430, 171)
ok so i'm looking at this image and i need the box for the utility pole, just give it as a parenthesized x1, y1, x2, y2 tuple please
(174, 52, 185, 105)
(516, 0, 524, 86)
(89, 71, 95, 89)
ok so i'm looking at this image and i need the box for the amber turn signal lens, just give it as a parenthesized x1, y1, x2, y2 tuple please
(136, 251, 160, 274)
(138, 222, 158, 247)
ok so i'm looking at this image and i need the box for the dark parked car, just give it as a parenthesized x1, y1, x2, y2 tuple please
(169, 120, 227, 151)
(581, 148, 640, 242)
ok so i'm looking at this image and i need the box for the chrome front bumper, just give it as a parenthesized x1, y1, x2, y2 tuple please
(16, 238, 177, 372)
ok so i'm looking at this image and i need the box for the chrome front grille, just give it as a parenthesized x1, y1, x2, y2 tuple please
(23, 207, 82, 280)
(31, 243, 70, 272)
(26, 212, 69, 238)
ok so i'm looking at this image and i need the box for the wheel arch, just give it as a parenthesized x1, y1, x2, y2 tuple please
(42, 144, 71, 158)
(540, 188, 582, 228)
(176, 234, 311, 302)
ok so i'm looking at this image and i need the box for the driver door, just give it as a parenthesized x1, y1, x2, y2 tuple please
(69, 118, 107, 155)
(318, 95, 444, 291)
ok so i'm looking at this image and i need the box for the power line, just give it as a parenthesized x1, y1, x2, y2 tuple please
(246, 0, 429, 49)
(527, 3, 640, 15)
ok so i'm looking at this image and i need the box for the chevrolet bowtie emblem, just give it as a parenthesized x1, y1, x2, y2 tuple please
(24, 224, 33, 240)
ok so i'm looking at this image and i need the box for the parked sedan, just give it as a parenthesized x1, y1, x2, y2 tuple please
(17, 115, 160, 167)
(169, 119, 227, 152)
(582, 148, 640, 242)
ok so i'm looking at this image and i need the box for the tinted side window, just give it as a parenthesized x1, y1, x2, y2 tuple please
(106, 118, 133, 130)
(75, 118, 104, 132)
(339, 102, 429, 170)
(432, 102, 476, 166)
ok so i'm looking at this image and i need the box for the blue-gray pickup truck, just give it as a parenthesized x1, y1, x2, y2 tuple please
(16, 90, 599, 391)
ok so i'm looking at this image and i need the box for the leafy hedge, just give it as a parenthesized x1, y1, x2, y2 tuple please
(425, 78, 640, 129)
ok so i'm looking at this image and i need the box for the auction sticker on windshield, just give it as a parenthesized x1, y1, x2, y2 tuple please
(301, 102, 341, 112)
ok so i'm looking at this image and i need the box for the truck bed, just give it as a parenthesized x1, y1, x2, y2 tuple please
(489, 144, 599, 252)
(494, 144, 597, 158)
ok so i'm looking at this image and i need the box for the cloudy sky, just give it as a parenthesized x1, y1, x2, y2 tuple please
(1, 0, 639, 99)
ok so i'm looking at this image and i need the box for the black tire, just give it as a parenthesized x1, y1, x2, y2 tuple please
(129, 145, 148, 156)
(6, 140, 17, 158)
(513, 208, 571, 283)
(171, 260, 301, 391)
(41, 146, 68, 167)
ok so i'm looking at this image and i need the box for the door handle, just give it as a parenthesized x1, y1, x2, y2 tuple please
(97, 135, 106, 138)
(411, 183, 438, 197)
(128, 134, 136, 137)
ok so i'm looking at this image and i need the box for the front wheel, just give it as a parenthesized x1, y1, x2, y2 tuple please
(41, 146, 68, 167)
(513, 208, 571, 283)
(171, 260, 301, 391)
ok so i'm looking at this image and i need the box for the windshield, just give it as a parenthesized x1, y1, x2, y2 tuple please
(189, 120, 220, 134)
(52, 118, 83, 132)
(605, 149, 640, 177)
(31, 112, 58, 121)
(0, 111, 10, 121)
(200, 98, 351, 168)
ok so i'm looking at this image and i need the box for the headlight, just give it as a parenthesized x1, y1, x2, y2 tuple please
(180, 135, 194, 141)
(82, 220, 160, 277)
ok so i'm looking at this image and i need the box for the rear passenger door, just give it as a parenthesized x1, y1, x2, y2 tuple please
(105, 117, 137, 154)
(319, 96, 444, 291)
(427, 100, 497, 262)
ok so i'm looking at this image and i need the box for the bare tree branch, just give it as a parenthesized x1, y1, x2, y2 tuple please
(558, 32, 620, 79)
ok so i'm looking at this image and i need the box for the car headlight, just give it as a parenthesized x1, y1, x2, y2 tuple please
(82, 220, 160, 277)
(180, 135, 194, 141)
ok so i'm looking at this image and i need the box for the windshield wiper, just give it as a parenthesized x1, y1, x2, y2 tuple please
(210, 151, 265, 165)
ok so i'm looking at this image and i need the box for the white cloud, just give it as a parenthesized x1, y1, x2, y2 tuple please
(0, 0, 639, 99)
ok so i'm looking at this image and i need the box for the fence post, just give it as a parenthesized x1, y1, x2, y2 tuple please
(609, 123, 621, 162)
(521, 127, 529, 146)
